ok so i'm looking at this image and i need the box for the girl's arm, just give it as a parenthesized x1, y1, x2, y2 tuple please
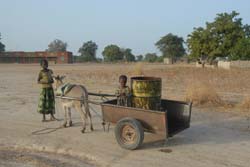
(37, 72, 42, 84)
(48, 70, 54, 84)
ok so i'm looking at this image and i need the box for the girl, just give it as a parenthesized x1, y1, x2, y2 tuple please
(37, 59, 56, 122)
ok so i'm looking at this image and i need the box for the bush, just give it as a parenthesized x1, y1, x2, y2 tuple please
(185, 81, 223, 105)
(239, 96, 250, 111)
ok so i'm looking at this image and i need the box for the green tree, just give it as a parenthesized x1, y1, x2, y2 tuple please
(243, 24, 250, 38)
(156, 56, 164, 62)
(96, 58, 103, 62)
(0, 33, 5, 52)
(136, 55, 143, 61)
(187, 27, 216, 62)
(102, 44, 123, 62)
(47, 39, 67, 52)
(144, 53, 158, 62)
(230, 38, 250, 60)
(155, 33, 185, 58)
(121, 48, 135, 62)
(187, 11, 248, 61)
(78, 41, 98, 62)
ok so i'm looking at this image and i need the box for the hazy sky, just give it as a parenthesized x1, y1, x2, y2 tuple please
(0, 0, 250, 57)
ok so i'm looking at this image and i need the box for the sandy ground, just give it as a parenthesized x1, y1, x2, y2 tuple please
(0, 64, 250, 167)
(0, 149, 93, 167)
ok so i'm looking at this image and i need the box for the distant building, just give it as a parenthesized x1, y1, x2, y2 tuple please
(163, 58, 174, 64)
(218, 60, 250, 69)
(0, 51, 73, 64)
(163, 57, 189, 64)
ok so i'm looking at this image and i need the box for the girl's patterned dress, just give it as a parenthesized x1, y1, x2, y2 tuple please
(37, 69, 55, 114)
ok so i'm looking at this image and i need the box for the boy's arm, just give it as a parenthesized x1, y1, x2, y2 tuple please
(115, 89, 120, 97)
(125, 87, 131, 96)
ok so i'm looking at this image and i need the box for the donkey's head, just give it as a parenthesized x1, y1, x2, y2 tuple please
(53, 75, 66, 90)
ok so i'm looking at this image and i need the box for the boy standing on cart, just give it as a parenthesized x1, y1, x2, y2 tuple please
(115, 75, 131, 107)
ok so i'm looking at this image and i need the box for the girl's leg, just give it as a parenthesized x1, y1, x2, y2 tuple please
(50, 93, 56, 121)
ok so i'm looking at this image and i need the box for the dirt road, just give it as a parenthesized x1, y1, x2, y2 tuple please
(0, 149, 93, 167)
(0, 64, 250, 167)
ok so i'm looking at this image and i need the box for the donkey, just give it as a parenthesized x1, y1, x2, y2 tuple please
(53, 75, 93, 133)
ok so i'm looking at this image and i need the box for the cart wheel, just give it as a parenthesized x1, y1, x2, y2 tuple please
(115, 117, 144, 150)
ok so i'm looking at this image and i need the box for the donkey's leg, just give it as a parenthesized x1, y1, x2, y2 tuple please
(84, 100, 93, 131)
(68, 108, 73, 127)
(62, 106, 68, 128)
(76, 105, 87, 133)
(88, 110, 94, 131)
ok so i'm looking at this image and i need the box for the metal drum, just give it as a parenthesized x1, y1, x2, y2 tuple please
(131, 76, 162, 110)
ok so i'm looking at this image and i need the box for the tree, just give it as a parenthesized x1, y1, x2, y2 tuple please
(121, 48, 135, 62)
(102, 44, 123, 62)
(243, 24, 250, 38)
(136, 55, 143, 61)
(78, 41, 98, 62)
(0, 33, 5, 52)
(187, 11, 249, 61)
(155, 33, 185, 58)
(144, 53, 158, 62)
(156, 56, 164, 62)
(230, 37, 250, 60)
(47, 39, 67, 52)
(187, 27, 216, 62)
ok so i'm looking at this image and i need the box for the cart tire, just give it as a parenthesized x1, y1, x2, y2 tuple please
(115, 117, 144, 150)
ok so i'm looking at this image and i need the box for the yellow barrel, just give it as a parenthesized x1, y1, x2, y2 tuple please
(131, 76, 162, 110)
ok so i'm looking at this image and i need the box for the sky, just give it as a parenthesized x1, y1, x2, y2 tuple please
(0, 0, 250, 57)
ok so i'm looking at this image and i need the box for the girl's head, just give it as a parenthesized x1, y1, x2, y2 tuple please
(119, 75, 127, 87)
(40, 59, 48, 69)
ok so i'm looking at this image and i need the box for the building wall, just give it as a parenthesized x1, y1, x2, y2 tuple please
(0, 51, 73, 64)
(163, 58, 173, 64)
(54, 52, 73, 64)
(217, 61, 231, 69)
(218, 61, 250, 69)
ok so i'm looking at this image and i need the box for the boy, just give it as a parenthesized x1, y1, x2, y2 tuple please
(37, 59, 56, 122)
(115, 75, 131, 107)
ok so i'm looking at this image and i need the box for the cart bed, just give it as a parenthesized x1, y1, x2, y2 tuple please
(101, 99, 192, 138)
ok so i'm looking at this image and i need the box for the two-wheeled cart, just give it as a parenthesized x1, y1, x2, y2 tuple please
(101, 98, 192, 150)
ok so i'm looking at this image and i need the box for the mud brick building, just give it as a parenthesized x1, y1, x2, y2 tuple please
(0, 51, 73, 64)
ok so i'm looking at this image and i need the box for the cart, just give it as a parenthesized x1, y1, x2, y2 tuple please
(101, 98, 192, 150)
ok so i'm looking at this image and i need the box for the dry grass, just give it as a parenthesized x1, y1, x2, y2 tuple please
(185, 80, 223, 105)
(130, 62, 145, 76)
(239, 96, 250, 111)
(52, 63, 250, 111)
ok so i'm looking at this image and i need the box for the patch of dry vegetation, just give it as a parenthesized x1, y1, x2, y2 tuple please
(185, 80, 223, 105)
(130, 62, 145, 76)
(54, 64, 250, 111)
(239, 96, 250, 111)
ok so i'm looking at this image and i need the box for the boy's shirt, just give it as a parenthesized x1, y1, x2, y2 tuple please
(115, 86, 131, 106)
(115, 86, 131, 97)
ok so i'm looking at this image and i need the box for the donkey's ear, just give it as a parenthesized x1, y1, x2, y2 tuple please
(60, 76, 66, 80)
(53, 75, 60, 80)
